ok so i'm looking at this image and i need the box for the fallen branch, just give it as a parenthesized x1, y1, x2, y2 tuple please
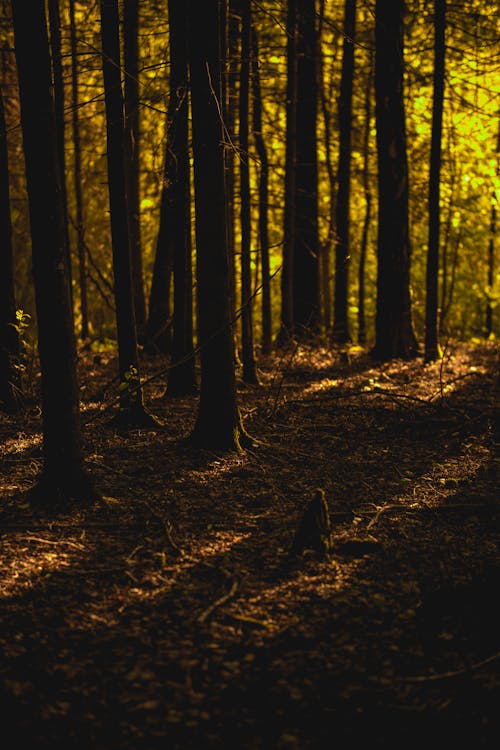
(198, 569, 239, 624)
(395, 650, 500, 683)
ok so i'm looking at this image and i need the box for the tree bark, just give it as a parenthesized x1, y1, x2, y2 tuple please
(69, 0, 89, 341)
(12, 0, 95, 502)
(424, 0, 446, 362)
(332, 0, 356, 344)
(0, 86, 20, 412)
(187, 0, 252, 451)
(124, 0, 147, 338)
(239, 0, 258, 382)
(251, 25, 272, 355)
(372, 0, 418, 361)
(164, 0, 197, 396)
(100, 0, 157, 426)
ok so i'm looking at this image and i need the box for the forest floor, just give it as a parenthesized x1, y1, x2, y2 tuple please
(0, 339, 499, 749)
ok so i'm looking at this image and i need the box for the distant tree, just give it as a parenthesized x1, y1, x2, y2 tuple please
(124, 0, 147, 338)
(187, 0, 252, 450)
(239, 0, 258, 383)
(424, 0, 446, 363)
(251, 25, 272, 355)
(11, 0, 95, 502)
(332, 0, 356, 344)
(164, 0, 197, 396)
(372, 0, 418, 360)
(69, 0, 89, 341)
(145, 180, 173, 355)
(0, 85, 19, 413)
(100, 0, 159, 426)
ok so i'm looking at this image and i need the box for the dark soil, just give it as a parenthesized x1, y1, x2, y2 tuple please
(1, 341, 499, 749)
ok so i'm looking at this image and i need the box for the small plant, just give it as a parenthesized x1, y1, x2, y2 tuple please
(9, 309, 36, 399)
(119, 364, 140, 405)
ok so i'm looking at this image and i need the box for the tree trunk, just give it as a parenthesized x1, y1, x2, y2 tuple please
(358, 52, 374, 347)
(187, 0, 252, 451)
(372, 0, 418, 361)
(486, 113, 500, 338)
(12, 0, 95, 502)
(69, 0, 89, 341)
(124, 0, 147, 339)
(0, 86, 20, 412)
(47, 0, 73, 321)
(164, 0, 197, 397)
(239, 0, 258, 383)
(277, 0, 298, 345)
(100, 0, 157, 426)
(293, 0, 320, 336)
(251, 25, 272, 355)
(424, 0, 446, 363)
(332, 0, 356, 344)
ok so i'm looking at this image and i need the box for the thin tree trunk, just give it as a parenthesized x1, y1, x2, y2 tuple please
(486, 113, 500, 337)
(69, 0, 89, 341)
(124, 0, 147, 338)
(164, 0, 197, 396)
(48, 0, 73, 319)
(251, 24, 271, 355)
(239, 0, 258, 383)
(332, 0, 356, 344)
(100, 0, 158, 426)
(0, 86, 20, 412)
(358, 52, 374, 347)
(277, 0, 297, 345)
(424, 0, 446, 362)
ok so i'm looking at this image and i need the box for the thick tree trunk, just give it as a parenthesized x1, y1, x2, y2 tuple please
(124, 0, 147, 338)
(424, 0, 446, 362)
(187, 0, 252, 451)
(239, 0, 258, 383)
(12, 0, 95, 502)
(332, 0, 356, 344)
(372, 0, 418, 361)
(164, 0, 197, 397)
(0, 87, 20, 412)
(251, 25, 272, 355)
(293, 0, 320, 336)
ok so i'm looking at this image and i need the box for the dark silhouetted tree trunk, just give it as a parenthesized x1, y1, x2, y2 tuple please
(146, 184, 173, 355)
(164, 0, 197, 396)
(424, 0, 446, 363)
(48, 0, 73, 318)
(372, 0, 418, 360)
(12, 0, 95, 502)
(486, 113, 499, 338)
(358, 52, 374, 347)
(332, 0, 356, 344)
(0, 86, 20, 412)
(293, 0, 320, 335)
(251, 25, 271, 355)
(277, 0, 297, 345)
(239, 0, 258, 382)
(100, 0, 158, 426)
(187, 0, 252, 450)
(124, 0, 146, 338)
(69, 0, 89, 341)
